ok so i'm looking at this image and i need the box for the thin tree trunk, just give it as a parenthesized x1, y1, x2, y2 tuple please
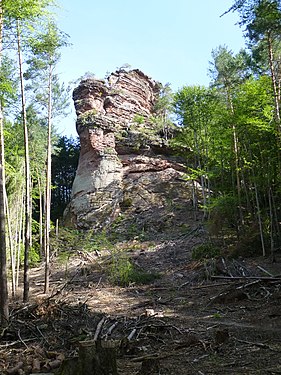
(228, 93, 243, 229)
(271, 189, 281, 245)
(4, 189, 15, 297)
(56, 219, 59, 238)
(276, 56, 281, 104)
(253, 181, 266, 257)
(194, 130, 207, 219)
(16, 189, 24, 289)
(191, 179, 198, 221)
(268, 187, 274, 261)
(267, 32, 281, 130)
(0, 3, 9, 327)
(0, 114, 8, 325)
(38, 176, 43, 257)
(44, 64, 53, 294)
(17, 21, 31, 302)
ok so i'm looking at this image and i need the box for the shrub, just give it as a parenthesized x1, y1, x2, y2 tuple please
(207, 194, 239, 236)
(192, 243, 220, 260)
(109, 252, 160, 286)
(133, 114, 145, 124)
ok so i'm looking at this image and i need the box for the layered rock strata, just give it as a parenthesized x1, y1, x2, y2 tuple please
(64, 69, 192, 231)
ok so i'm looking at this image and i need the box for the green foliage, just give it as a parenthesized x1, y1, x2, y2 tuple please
(26, 105, 48, 181)
(192, 243, 221, 260)
(109, 252, 133, 286)
(4, 121, 25, 196)
(52, 228, 114, 258)
(154, 83, 174, 115)
(212, 312, 222, 319)
(51, 136, 80, 220)
(209, 46, 250, 90)
(79, 108, 98, 123)
(51, 228, 159, 287)
(16, 241, 40, 267)
(207, 194, 239, 234)
(173, 34, 281, 255)
(56, 250, 70, 265)
(3, 0, 54, 21)
(228, 0, 281, 44)
(108, 214, 149, 243)
(108, 250, 160, 286)
(51, 227, 80, 250)
(231, 223, 266, 258)
(27, 21, 69, 63)
(24, 20, 70, 120)
(133, 114, 145, 124)
(81, 230, 113, 253)
(0, 56, 18, 109)
(29, 245, 41, 266)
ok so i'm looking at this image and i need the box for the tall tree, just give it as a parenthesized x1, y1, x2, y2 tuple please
(16, 19, 31, 302)
(1, 0, 56, 301)
(209, 46, 251, 231)
(226, 0, 281, 132)
(51, 136, 79, 220)
(26, 21, 69, 294)
(152, 83, 175, 139)
(233, 75, 276, 255)
(0, 0, 9, 326)
(174, 85, 219, 219)
(0, 5, 19, 320)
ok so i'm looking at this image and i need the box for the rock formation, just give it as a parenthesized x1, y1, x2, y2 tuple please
(64, 69, 194, 233)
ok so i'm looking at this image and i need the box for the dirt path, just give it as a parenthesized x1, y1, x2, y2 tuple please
(1, 234, 281, 374)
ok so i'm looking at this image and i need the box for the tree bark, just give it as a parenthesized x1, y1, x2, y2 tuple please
(78, 340, 118, 375)
(17, 20, 31, 302)
(254, 181, 266, 257)
(4, 188, 15, 297)
(16, 189, 24, 289)
(267, 32, 281, 131)
(0, 116, 8, 326)
(0, 2, 9, 327)
(44, 64, 53, 294)
(38, 177, 43, 257)
(59, 340, 118, 375)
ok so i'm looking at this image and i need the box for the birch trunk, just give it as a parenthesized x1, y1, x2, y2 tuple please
(4, 189, 15, 297)
(267, 32, 281, 130)
(253, 181, 266, 257)
(268, 187, 274, 260)
(228, 92, 243, 229)
(0, 2, 9, 326)
(16, 189, 24, 289)
(44, 64, 53, 294)
(17, 21, 31, 302)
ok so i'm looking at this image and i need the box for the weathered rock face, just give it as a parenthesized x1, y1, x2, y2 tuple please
(64, 69, 193, 231)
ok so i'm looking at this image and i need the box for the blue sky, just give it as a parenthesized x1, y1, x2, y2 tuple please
(55, 0, 245, 137)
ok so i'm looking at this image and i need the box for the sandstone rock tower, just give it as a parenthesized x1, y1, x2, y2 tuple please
(65, 69, 190, 231)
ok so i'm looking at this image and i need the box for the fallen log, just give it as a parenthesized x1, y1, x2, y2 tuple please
(211, 275, 281, 281)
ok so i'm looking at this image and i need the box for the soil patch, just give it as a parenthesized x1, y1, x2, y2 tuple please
(1, 233, 281, 374)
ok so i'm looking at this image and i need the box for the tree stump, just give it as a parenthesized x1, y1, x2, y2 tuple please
(59, 340, 118, 375)
(78, 339, 118, 375)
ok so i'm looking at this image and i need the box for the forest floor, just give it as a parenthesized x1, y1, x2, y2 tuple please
(1, 223, 281, 374)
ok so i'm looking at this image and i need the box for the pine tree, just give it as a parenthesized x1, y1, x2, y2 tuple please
(226, 0, 281, 132)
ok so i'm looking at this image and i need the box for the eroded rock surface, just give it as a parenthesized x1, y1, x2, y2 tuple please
(64, 69, 193, 231)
